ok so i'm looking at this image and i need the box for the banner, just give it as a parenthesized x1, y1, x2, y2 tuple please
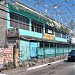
(43, 33, 54, 40)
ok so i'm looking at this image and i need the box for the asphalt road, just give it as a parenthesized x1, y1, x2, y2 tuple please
(1, 60, 75, 75)
(26, 60, 75, 75)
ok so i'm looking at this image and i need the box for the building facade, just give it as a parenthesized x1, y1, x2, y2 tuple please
(0, 1, 75, 65)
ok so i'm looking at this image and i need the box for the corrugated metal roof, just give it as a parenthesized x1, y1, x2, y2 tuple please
(8, 3, 48, 24)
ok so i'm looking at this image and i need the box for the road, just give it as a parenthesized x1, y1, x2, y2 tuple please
(1, 60, 75, 75)
(26, 60, 75, 75)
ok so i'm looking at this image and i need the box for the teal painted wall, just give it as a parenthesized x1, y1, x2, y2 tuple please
(37, 44, 72, 58)
(55, 37, 67, 42)
(45, 48, 55, 57)
(20, 40, 30, 62)
(37, 47, 55, 58)
(20, 29, 43, 38)
(7, 4, 11, 29)
(37, 48, 44, 58)
(30, 42, 39, 57)
(56, 47, 64, 56)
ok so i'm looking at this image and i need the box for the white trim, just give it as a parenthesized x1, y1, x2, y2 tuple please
(27, 64, 48, 71)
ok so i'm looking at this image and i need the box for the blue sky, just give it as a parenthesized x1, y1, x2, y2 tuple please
(20, 0, 75, 27)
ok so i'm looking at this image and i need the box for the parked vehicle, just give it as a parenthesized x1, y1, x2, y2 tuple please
(68, 50, 75, 62)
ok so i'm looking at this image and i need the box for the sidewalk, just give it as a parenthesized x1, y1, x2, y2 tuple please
(27, 58, 66, 71)
(0, 66, 27, 75)
(0, 56, 67, 75)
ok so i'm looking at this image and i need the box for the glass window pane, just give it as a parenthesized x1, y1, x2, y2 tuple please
(15, 15, 18, 20)
(19, 16, 22, 22)
(10, 13, 14, 19)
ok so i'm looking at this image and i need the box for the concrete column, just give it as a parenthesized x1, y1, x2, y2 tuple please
(0, 1, 7, 46)
(61, 31, 62, 38)
(29, 19, 32, 31)
(55, 44, 57, 57)
(42, 24, 45, 39)
(49, 43, 50, 48)
(43, 24, 45, 34)
(53, 26, 55, 36)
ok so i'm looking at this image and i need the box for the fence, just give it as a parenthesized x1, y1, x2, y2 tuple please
(36, 47, 74, 59)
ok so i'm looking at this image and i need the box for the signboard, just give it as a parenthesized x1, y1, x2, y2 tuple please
(0, 44, 20, 66)
(43, 33, 54, 40)
(71, 37, 75, 44)
(48, 29, 52, 34)
(4, 48, 12, 54)
(0, 45, 13, 65)
(7, 28, 19, 37)
(4, 46, 13, 62)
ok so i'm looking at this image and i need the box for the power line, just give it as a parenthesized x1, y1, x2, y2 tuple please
(0, 1, 73, 30)
(60, 2, 74, 17)
(49, 0, 74, 24)
(0, 1, 68, 25)
(65, 1, 74, 10)
(34, 0, 69, 24)
(48, 0, 69, 23)
(50, 0, 71, 17)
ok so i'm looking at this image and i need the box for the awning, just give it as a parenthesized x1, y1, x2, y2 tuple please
(8, 3, 47, 24)
(20, 35, 69, 44)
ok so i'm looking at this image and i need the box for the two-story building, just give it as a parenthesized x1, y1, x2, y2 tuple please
(0, 0, 75, 65)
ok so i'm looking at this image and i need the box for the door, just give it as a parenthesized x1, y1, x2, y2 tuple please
(20, 40, 30, 63)
(30, 42, 39, 58)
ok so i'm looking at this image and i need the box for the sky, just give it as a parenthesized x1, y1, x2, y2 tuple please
(19, 0, 75, 28)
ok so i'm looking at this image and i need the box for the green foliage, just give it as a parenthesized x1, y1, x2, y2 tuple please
(69, 20, 75, 30)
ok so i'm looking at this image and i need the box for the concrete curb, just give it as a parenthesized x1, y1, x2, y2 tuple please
(27, 64, 48, 71)
(27, 59, 66, 71)
(0, 74, 6, 75)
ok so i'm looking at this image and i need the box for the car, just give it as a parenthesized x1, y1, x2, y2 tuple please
(68, 50, 75, 62)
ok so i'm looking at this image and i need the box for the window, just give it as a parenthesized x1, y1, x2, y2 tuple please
(10, 13, 14, 20)
(10, 13, 15, 27)
(55, 28, 61, 37)
(32, 20, 43, 33)
(40, 42, 43, 47)
(23, 18, 26, 23)
(62, 33, 66, 38)
(50, 43, 54, 47)
(15, 15, 18, 21)
(55, 32, 61, 37)
(45, 25, 53, 34)
(10, 12, 29, 30)
(45, 42, 49, 47)
(57, 44, 59, 47)
(19, 16, 22, 22)
(32, 22, 35, 31)
(26, 18, 29, 24)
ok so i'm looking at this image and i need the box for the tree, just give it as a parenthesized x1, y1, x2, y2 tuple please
(68, 20, 75, 32)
